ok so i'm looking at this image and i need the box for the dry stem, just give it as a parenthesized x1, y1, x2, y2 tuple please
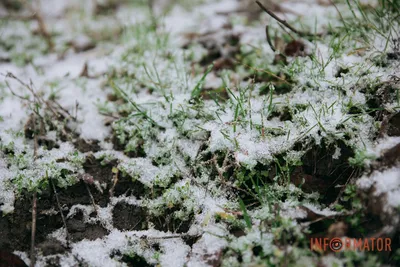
(30, 191, 37, 267)
(256, 0, 320, 37)
(20, 0, 54, 51)
(50, 178, 70, 246)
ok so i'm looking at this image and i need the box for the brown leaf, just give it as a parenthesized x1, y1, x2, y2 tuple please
(284, 40, 306, 57)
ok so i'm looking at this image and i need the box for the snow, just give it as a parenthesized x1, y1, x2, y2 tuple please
(52, 229, 192, 267)
(159, 238, 190, 267)
(0, 96, 27, 131)
(187, 225, 228, 267)
(302, 203, 339, 217)
(0, 157, 15, 213)
(357, 167, 400, 212)
(1, 0, 399, 266)
(357, 135, 400, 214)
(118, 157, 178, 188)
(369, 136, 400, 157)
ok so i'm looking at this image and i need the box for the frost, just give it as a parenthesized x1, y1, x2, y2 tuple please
(357, 167, 400, 212)
(118, 158, 179, 188)
(1, 0, 399, 266)
(0, 157, 15, 213)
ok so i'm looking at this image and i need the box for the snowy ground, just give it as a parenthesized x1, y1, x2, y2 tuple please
(0, 0, 399, 266)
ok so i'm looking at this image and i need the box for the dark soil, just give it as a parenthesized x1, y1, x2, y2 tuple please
(37, 239, 66, 256)
(152, 208, 194, 234)
(295, 140, 356, 204)
(387, 112, 400, 136)
(74, 138, 101, 153)
(0, 155, 188, 263)
(0, 194, 64, 253)
(0, 159, 111, 254)
(0, 250, 28, 267)
(112, 173, 146, 198)
(111, 250, 151, 267)
(112, 203, 147, 231)
(375, 142, 400, 169)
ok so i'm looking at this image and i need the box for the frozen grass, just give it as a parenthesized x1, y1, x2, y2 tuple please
(0, 0, 400, 266)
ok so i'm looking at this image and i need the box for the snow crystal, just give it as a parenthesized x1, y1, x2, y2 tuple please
(0, 157, 15, 213)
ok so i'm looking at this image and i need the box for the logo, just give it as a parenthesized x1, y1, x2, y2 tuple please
(310, 237, 392, 252)
(329, 238, 343, 252)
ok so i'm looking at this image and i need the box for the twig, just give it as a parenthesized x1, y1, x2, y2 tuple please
(6, 72, 45, 105)
(48, 99, 77, 122)
(32, 113, 39, 159)
(20, 0, 54, 51)
(265, 25, 276, 52)
(85, 183, 98, 215)
(30, 191, 37, 267)
(74, 101, 79, 121)
(109, 168, 119, 198)
(300, 210, 355, 229)
(50, 178, 70, 246)
(29, 80, 40, 267)
(277, 21, 296, 41)
(79, 62, 89, 78)
(5, 72, 69, 122)
(5, 81, 34, 103)
(99, 111, 120, 119)
(256, 1, 319, 37)
(146, 233, 202, 240)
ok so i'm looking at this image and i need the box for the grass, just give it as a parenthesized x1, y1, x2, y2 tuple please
(0, 0, 400, 266)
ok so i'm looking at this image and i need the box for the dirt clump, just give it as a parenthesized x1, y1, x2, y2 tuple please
(112, 203, 148, 231)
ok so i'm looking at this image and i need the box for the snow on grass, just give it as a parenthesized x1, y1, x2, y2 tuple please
(1, 0, 400, 266)
(52, 229, 192, 267)
(0, 157, 15, 213)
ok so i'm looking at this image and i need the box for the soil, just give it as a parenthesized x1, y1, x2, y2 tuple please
(152, 208, 194, 234)
(111, 250, 151, 267)
(296, 140, 356, 204)
(0, 250, 28, 267)
(387, 112, 400, 136)
(112, 203, 147, 231)
(0, 157, 192, 261)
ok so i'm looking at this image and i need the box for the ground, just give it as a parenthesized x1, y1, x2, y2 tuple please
(0, 0, 399, 266)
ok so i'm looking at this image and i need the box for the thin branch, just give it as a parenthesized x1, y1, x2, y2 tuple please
(48, 99, 77, 122)
(30, 79, 40, 267)
(85, 183, 98, 215)
(300, 210, 355, 229)
(5, 81, 34, 103)
(109, 168, 119, 198)
(265, 25, 276, 52)
(32, 113, 38, 158)
(277, 21, 296, 40)
(30, 191, 37, 267)
(50, 178, 70, 246)
(256, 0, 319, 37)
(6, 72, 44, 104)
(19, 0, 54, 51)
(6, 72, 64, 120)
